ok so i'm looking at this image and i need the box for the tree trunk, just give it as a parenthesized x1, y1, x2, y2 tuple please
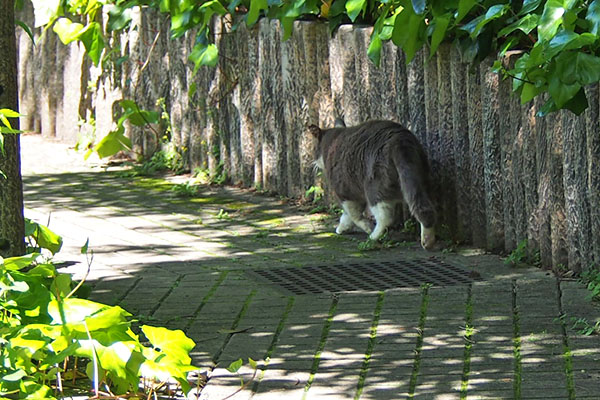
(0, 0, 25, 257)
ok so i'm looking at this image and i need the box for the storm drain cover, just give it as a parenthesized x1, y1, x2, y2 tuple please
(246, 256, 480, 296)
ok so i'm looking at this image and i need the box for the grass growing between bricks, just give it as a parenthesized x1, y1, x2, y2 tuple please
(408, 284, 431, 398)
(183, 271, 229, 331)
(302, 294, 340, 399)
(460, 284, 474, 399)
(252, 297, 295, 393)
(148, 274, 184, 317)
(211, 289, 257, 365)
(556, 279, 576, 399)
(66, 174, 356, 266)
(354, 292, 385, 400)
(512, 280, 522, 399)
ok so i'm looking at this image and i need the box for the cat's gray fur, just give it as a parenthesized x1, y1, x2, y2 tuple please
(308, 119, 436, 249)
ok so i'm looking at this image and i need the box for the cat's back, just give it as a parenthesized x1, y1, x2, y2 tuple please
(338, 120, 418, 154)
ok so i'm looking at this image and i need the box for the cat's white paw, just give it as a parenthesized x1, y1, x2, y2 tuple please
(369, 225, 387, 241)
(369, 230, 383, 241)
(336, 213, 354, 234)
(420, 226, 436, 250)
(336, 224, 353, 234)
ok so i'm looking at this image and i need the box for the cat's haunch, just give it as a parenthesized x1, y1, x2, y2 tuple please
(309, 119, 436, 250)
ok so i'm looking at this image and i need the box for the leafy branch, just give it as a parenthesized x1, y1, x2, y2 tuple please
(1, 223, 200, 399)
(24, 0, 600, 164)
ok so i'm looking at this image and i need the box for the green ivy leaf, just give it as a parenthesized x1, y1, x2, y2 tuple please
(51, 273, 72, 298)
(78, 22, 105, 66)
(26, 220, 63, 255)
(519, 0, 544, 15)
(462, 4, 508, 39)
(498, 13, 539, 36)
(2, 369, 27, 382)
(227, 358, 243, 373)
(430, 14, 450, 55)
(411, 0, 426, 15)
(0, 108, 20, 119)
(38, 342, 79, 369)
(248, 358, 258, 369)
(47, 298, 107, 325)
(562, 86, 588, 115)
(538, 0, 566, 42)
(141, 325, 196, 365)
(19, 382, 53, 399)
(53, 17, 85, 45)
(76, 331, 141, 388)
(170, 9, 192, 38)
(190, 43, 219, 72)
(281, 16, 296, 41)
(248, 0, 268, 25)
(93, 127, 132, 159)
(392, 3, 426, 63)
(346, 0, 367, 22)
(555, 51, 600, 85)
(31, 0, 61, 27)
(27, 263, 57, 278)
(107, 5, 134, 32)
(2, 253, 40, 271)
(455, 0, 476, 24)
(520, 82, 545, 104)
(548, 73, 580, 108)
(81, 238, 90, 254)
(586, 0, 600, 35)
(367, 33, 382, 67)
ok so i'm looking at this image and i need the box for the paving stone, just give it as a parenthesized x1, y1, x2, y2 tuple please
(20, 135, 600, 399)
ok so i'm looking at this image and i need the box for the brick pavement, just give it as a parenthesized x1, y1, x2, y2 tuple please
(20, 134, 600, 399)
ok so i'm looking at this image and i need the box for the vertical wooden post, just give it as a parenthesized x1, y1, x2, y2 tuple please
(437, 44, 457, 239)
(450, 47, 471, 243)
(585, 84, 600, 269)
(481, 59, 504, 251)
(467, 64, 486, 248)
(563, 111, 590, 273)
(0, 0, 25, 256)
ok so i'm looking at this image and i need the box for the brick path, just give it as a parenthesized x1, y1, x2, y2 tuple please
(21, 135, 600, 399)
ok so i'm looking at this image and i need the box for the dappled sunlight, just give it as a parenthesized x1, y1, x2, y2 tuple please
(20, 137, 600, 398)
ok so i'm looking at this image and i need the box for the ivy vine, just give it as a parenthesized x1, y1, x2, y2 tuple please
(23, 0, 600, 157)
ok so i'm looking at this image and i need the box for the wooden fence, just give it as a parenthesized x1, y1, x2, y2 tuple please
(16, 7, 600, 273)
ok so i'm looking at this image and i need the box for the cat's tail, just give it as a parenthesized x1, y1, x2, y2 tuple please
(393, 148, 436, 250)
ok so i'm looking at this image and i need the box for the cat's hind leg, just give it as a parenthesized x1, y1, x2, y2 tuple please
(369, 201, 396, 241)
(335, 211, 355, 234)
(338, 201, 372, 235)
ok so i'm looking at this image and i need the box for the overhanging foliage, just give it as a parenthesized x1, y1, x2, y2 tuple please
(21, 0, 600, 160)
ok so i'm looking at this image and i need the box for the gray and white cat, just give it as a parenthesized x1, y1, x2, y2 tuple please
(308, 119, 436, 250)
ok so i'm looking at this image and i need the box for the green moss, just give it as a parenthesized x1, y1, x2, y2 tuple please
(252, 297, 295, 393)
(302, 295, 339, 399)
(408, 284, 430, 397)
(355, 292, 385, 399)
(460, 285, 474, 399)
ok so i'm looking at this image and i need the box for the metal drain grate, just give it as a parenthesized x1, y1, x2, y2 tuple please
(246, 256, 480, 295)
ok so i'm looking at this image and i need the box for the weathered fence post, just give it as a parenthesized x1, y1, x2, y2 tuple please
(236, 23, 258, 186)
(550, 112, 568, 270)
(585, 84, 600, 269)
(467, 63, 486, 248)
(450, 47, 471, 243)
(436, 44, 457, 239)
(282, 21, 306, 197)
(330, 25, 361, 124)
(563, 110, 590, 273)
(258, 19, 286, 193)
(481, 59, 504, 252)
(521, 100, 538, 261)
